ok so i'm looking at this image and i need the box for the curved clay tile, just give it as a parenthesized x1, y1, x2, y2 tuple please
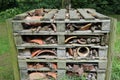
(77, 38, 87, 44)
(36, 50, 56, 56)
(30, 39, 44, 45)
(51, 63, 57, 70)
(47, 72, 57, 79)
(51, 23, 57, 32)
(31, 50, 41, 57)
(65, 36, 77, 43)
(80, 23, 92, 30)
(68, 48, 74, 56)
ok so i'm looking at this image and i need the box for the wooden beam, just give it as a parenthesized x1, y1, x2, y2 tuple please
(105, 18, 117, 80)
(6, 19, 20, 80)
(62, 0, 71, 9)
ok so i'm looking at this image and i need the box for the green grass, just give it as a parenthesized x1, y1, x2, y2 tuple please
(111, 57, 120, 80)
(0, 54, 14, 80)
(114, 22, 120, 54)
(111, 20, 120, 80)
(0, 23, 9, 54)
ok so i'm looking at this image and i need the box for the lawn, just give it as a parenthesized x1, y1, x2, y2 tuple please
(0, 18, 120, 80)
(0, 22, 9, 54)
(111, 21, 120, 80)
(0, 22, 14, 80)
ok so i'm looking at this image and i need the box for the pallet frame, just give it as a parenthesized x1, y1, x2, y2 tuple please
(18, 60, 107, 80)
(7, 9, 116, 80)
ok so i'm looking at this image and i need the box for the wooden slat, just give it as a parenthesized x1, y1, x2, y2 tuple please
(44, 9, 51, 13)
(42, 9, 58, 21)
(55, 9, 66, 21)
(19, 59, 106, 63)
(13, 13, 28, 20)
(69, 10, 80, 20)
(105, 18, 117, 80)
(86, 9, 109, 19)
(77, 9, 95, 20)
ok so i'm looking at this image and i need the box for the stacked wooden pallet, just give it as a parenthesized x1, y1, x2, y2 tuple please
(11, 8, 110, 80)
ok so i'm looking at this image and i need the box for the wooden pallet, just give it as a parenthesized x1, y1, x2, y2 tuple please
(12, 9, 110, 32)
(18, 60, 107, 80)
(17, 45, 108, 60)
(12, 21, 110, 33)
(13, 9, 109, 21)
(7, 8, 115, 80)
(18, 60, 107, 70)
(14, 34, 108, 46)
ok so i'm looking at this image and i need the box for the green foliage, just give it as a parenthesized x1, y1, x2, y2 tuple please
(114, 22, 120, 53)
(0, 0, 62, 22)
(0, 0, 120, 14)
(0, 0, 18, 11)
(60, 75, 86, 80)
(0, 8, 22, 22)
(111, 57, 120, 80)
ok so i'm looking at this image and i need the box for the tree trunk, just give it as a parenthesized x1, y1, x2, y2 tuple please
(62, 0, 71, 9)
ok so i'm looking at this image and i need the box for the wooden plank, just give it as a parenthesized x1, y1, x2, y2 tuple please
(14, 30, 109, 36)
(84, 8, 96, 12)
(19, 59, 106, 63)
(20, 70, 28, 80)
(98, 62, 107, 69)
(13, 13, 28, 20)
(12, 22, 23, 31)
(18, 61, 27, 69)
(12, 17, 110, 23)
(57, 70, 66, 80)
(44, 9, 51, 12)
(42, 9, 58, 21)
(77, 9, 95, 20)
(105, 18, 117, 80)
(16, 43, 108, 49)
(57, 47, 66, 57)
(102, 21, 111, 31)
(55, 9, 66, 21)
(58, 62, 66, 69)
(86, 9, 109, 19)
(27, 68, 52, 71)
(69, 10, 80, 20)
(57, 23, 65, 32)
(14, 35, 23, 45)
(58, 35, 65, 45)
(97, 71, 106, 80)
(6, 19, 20, 80)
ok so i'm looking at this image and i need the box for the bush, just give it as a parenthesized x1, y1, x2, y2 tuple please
(0, 8, 22, 22)
(0, 0, 120, 14)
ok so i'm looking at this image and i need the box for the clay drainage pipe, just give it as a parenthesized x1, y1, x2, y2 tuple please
(77, 47, 89, 57)
(29, 72, 46, 80)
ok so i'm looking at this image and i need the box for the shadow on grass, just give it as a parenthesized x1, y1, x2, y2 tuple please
(0, 54, 14, 80)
